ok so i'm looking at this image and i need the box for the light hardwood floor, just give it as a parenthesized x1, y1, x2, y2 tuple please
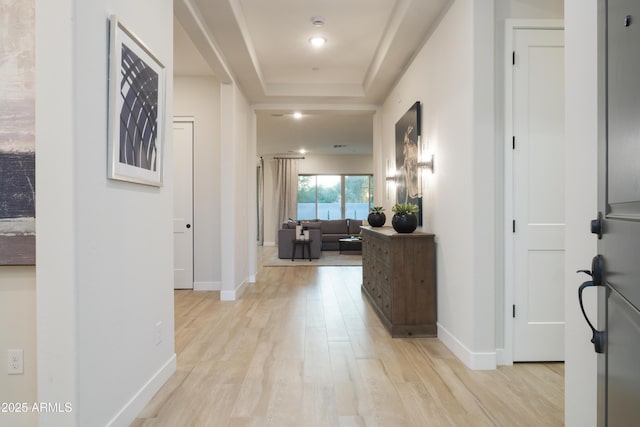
(132, 262, 563, 426)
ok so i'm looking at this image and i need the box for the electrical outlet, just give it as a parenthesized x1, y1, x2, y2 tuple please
(8, 349, 23, 375)
(154, 321, 162, 346)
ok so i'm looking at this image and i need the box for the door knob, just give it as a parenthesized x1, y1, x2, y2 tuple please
(576, 255, 605, 353)
(186, 224, 191, 229)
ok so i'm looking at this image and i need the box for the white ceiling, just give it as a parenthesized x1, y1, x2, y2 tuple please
(255, 109, 374, 155)
(174, 0, 451, 156)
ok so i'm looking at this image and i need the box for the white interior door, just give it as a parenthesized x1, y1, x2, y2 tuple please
(512, 28, 565, 361)
(173, 120, 194, 290)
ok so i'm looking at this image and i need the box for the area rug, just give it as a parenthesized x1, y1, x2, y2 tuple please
(261, 246, 362, 267)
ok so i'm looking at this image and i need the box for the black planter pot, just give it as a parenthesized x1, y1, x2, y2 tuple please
(392, 212, 418, 233)
(367, 212, 386, 227)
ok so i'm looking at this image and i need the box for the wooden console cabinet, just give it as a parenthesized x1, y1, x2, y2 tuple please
(361, 226, 436, 337)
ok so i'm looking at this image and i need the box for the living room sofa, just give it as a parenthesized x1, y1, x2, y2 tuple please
(277, 219, 362, 259)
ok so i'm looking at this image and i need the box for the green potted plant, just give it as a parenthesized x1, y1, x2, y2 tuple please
(391, 203, 419, 233)
(367, 206, 386, 227)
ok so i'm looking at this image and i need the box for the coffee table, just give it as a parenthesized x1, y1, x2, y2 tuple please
(338, 237, 362, 255)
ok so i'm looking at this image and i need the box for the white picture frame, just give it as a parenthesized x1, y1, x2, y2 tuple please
(108, 15, 166, 186)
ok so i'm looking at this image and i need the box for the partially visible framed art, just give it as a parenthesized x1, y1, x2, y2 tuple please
(0, 1, 36, 265)
(108, 15, 165, 186)
(395, 101, 422, 225)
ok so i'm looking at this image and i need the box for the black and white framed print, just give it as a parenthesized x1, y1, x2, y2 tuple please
(395, 101, 422, 225)
(108, 15, 165, 186)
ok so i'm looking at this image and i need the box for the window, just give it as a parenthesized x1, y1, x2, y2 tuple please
(345, 175, 374, 219)
(297, 174, 373, 220)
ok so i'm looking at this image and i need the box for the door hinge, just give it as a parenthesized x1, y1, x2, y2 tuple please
(513, 304, 516, 318)
(512, 136, 516, 149)
(512, 51, 515, 65)
(512, 220, 516, 233)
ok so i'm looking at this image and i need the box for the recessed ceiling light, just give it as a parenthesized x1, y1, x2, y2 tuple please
(311, 16, 326, 26)
(309, 36, 326, 47)
(293, 112, 302, 119)
(299, 149, 306, 154)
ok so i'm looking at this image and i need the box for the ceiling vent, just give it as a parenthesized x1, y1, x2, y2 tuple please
(311, 16, 326, 26)
(333, 144, 347, 148)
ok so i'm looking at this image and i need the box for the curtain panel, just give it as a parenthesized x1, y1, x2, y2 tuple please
(257, 157, 264, 245)
(274, 158, 299, 243)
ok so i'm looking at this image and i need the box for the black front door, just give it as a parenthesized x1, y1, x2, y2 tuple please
(597, 0, 640, 424)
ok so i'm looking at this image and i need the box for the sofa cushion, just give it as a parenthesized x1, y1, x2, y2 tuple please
(300, 221, 322, 229)
(282, 220, 322, 230)
(321, 234, 343, 243)
(320, 219, 348, 234)
(347, 219, 363, 235)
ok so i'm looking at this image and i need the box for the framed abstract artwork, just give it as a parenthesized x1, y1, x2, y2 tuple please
(395, 101, 422, 225)
(0, 1, 36, 265)
(108, 15, 165, 186)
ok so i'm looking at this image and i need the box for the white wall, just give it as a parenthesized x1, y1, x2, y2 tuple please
(564, 1, 598, 425)
(0, 268, 37, 427)
(36, 0, 77, 423)
(262, 154, 373, 246)
(381, 0, 495, 369)
(174, 76, 222, 290)
(299, 154, 373, 175)
(233, 86, 252, 294)
(36, 0, 175, 425)
(219, 84, 254, 300)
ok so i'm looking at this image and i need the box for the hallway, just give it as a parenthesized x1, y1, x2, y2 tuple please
(132, 266, 563, 426)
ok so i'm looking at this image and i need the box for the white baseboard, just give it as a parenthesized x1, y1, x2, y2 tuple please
(194, 281, 220, 291)
(220, 279, 250, 301)
(496, 348, 512, 366)
(237, 279, 249, 298)
(437, 323, 496, 370)
(107, 353, 176, 427)
(220, 290, 234, 301)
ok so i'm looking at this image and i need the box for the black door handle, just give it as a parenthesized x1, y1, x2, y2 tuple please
(186, 224, 191, 229)
(576, 253, 603, 285)
(576, 255, 605, 353)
